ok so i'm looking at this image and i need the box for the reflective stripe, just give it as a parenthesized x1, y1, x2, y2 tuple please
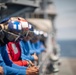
(12, 44, 18, 54)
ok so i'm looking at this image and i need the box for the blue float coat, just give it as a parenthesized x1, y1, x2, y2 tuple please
(19, 40, 34, 61)
(30, 40, 45, 55)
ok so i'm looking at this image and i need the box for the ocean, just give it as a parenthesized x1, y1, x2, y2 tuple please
(57, 40, 76, 58)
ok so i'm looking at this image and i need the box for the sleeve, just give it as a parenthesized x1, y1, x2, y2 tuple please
(2, 46, 27, 70)
(19, 41, 34, 61)
(21, 53, 34, 61)
(35, 41, 46, 54)
(28, 41, 36, 55)
(5, 65, 26, 75)
(32, 43, 41, 55)
(30, 50, 36, 55)
(38, 41, 46, 52)
(0, 53, 7, 75)
(13, 60, 28, 66)
(0, 51, 26, 75)
(0, 60, 26, 75)
(29, 55, 34, 61)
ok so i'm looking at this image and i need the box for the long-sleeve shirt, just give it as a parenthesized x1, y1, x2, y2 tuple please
(7, 42, 28, 66)
(0, 45, 27, 75)
(29, 40, 46, 55)
(26, 41, 36, 55)
(34, 40, 45, 52)
(19, 40, 34, 61)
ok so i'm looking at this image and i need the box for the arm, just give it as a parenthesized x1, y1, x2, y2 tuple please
(20, 41, 34, 61)
(2, 46, 27, 69)
(5, 65, 26, 75)
(40, 41, 46, 52)
(13, 60, 28, 66)
(28, 41, 36, 55)
(21, 46, 34, 61)
(0, 52, 26, 75)
(1, 50, 38, 75)
(35, 41, 46, 53)
(32, 43, 41, 55)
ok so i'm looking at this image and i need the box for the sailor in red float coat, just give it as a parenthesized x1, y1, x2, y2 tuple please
(7, 41, 29, 66)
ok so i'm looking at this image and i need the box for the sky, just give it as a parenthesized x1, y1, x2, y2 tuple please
(53, 0, 76, 40)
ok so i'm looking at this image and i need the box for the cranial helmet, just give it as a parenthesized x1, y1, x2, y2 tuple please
(0, 17, 31, 41)
(18, 17, 29, 30)
(28, 23, 34, 31)
(0, 17, 10, 24)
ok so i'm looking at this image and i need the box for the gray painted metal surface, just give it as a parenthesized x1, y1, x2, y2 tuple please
(0, 7, 35, 22)
(7, 0, 40, 7)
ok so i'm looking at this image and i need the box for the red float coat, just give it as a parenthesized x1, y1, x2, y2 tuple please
(7, 42, 28, 66)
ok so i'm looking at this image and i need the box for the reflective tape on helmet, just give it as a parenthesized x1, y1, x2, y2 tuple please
(8, 21, 22, 31)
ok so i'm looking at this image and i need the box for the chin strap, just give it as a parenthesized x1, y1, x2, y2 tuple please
(0, 25, 5, 43)
(0, 29, 4, 43)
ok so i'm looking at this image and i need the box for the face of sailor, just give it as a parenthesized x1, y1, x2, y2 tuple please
(31, 35, 39, 43)
(6, 31, 19, 42)
(23, 31, 34, 41)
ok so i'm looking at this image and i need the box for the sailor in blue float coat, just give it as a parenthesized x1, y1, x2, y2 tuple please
(29, 32, 46, 55)
(29, 40, 45, 55)
(20, 40, 34, 61)
(28, 41, 36, 55)
(32, 40, 46, 55)
(19, 24, 38, 61)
